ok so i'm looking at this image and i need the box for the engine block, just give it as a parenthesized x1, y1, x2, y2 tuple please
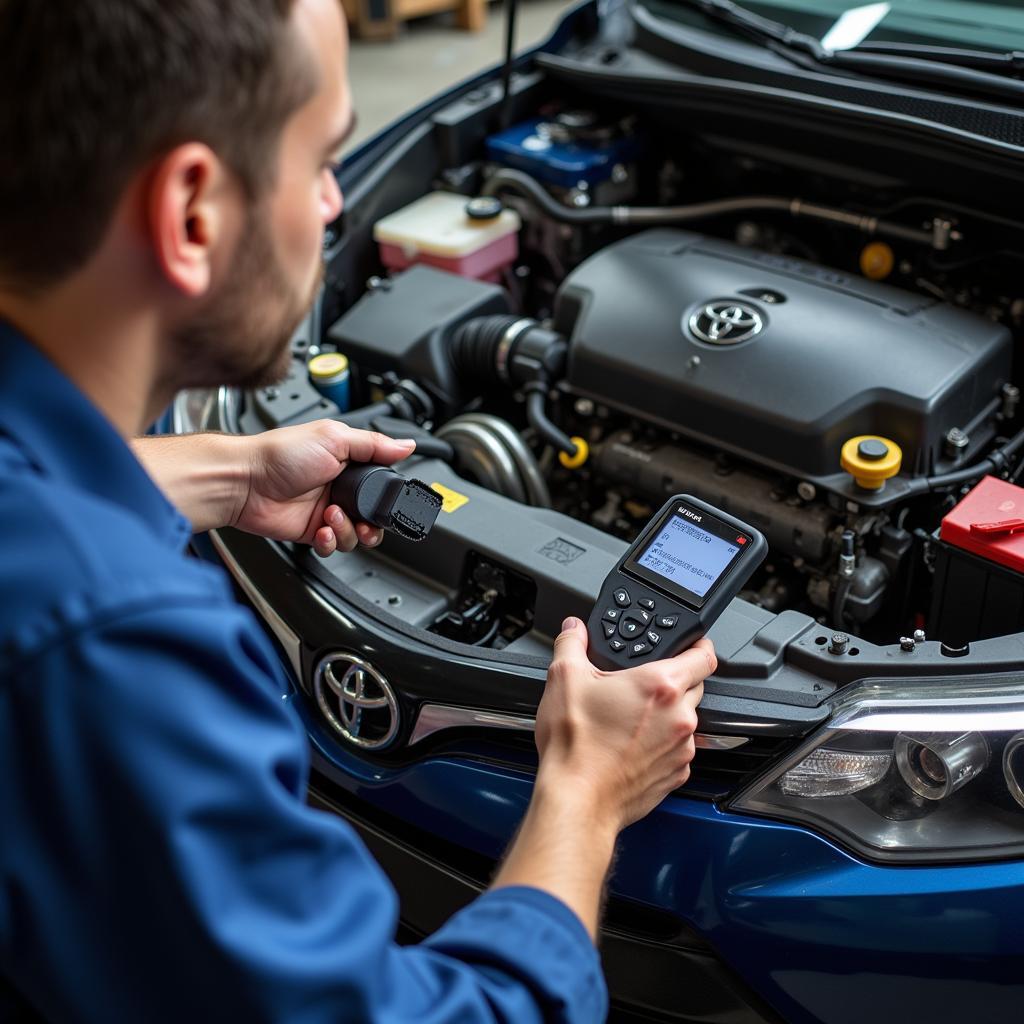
(555, 230, 1012, 483)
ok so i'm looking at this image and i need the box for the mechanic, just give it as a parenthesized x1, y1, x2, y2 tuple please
(0, 2, 715, 1021)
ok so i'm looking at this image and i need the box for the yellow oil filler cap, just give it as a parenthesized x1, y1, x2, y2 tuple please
(559, 436, 589, 469)
(841, 435, 902, 490)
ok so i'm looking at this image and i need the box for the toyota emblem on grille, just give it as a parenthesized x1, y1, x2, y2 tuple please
(688, 301, 764, 345)
(314, 654, 400, 750)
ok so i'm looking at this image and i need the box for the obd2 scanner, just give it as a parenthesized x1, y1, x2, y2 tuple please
(586, 495, 767, 671)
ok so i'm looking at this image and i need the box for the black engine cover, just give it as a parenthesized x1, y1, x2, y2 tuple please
(554, 230, 1012, 480)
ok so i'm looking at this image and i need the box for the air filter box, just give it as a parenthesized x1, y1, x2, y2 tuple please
(326, 264, 509, 408)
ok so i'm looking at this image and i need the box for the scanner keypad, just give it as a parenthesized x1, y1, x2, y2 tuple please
(605, 591, 675, 657)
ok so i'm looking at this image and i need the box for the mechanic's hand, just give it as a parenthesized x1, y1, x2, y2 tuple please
(535, 617, 715, 833)
(234, 420, 416, 556)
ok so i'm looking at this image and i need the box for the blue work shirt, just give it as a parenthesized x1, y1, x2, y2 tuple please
(0, 322, 607, 1023)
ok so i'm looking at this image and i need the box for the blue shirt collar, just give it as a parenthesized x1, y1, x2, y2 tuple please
(0, 320, 192, 550)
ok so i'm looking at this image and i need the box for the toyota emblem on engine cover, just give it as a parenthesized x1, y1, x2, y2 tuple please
(315, 653, 400, 750)
(688, 301, 764, 345)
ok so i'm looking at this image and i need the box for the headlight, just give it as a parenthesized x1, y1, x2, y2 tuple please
(730, 675, 1024, 863)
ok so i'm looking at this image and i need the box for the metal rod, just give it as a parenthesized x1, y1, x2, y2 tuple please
(499, 0, 519, 130)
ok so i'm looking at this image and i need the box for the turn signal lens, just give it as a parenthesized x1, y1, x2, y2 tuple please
(780, 748, 892, 798)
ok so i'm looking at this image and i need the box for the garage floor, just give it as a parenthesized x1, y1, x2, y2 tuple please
(347, 0, 573, 150)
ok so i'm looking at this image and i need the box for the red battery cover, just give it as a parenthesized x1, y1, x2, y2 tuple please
(939, 475, 1024, 573)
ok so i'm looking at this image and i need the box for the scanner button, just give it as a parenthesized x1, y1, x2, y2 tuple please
(656, 614, 678, 629)
(602, 608, 622, 623)
(638, 597, 655, 610)
(619, 617, 644, 639)
(613, 588, 632, 607)
(645, 630, 662, 646)
(608, 638, 626, 653)
(628, 640, 652, 658)
(602, 621, 618, 638)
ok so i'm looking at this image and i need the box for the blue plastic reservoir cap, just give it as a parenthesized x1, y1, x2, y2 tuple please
(485, 118, 642, 190)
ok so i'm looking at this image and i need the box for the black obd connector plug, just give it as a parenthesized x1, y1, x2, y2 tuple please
(330, 464, 442, 542)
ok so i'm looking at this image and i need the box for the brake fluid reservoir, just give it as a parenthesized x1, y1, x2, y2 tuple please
(373, 192, 520, 282)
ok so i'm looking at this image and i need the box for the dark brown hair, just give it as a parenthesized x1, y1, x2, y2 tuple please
(0, 0, 313, 292)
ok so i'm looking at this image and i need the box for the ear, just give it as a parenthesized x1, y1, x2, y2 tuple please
(145, 143, 237, 298)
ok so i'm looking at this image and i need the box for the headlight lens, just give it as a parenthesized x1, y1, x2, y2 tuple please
(1004, 732, 1024, 810)
(894, 731, 989, 801)
(730, 675, 1024, 863)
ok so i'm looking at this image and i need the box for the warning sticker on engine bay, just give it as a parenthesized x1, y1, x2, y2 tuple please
(429, 483, 469, 514)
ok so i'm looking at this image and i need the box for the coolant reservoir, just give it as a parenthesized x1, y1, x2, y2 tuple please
(373, 192, 520, 282)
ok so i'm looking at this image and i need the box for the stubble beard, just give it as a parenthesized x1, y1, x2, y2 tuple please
(171, 204, 324, 393)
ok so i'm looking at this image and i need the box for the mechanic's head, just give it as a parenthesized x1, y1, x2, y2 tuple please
(0, 0, 350, 394)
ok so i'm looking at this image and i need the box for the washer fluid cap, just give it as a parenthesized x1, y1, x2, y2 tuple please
(465, 196, 504, 221)
(309, 352, 349, 379)
(841, 435, 902, 490)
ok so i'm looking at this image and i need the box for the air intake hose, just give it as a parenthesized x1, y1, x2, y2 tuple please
(450, 316, 578, 456)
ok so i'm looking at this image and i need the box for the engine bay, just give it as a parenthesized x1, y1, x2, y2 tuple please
(241, 88, 1024, 655)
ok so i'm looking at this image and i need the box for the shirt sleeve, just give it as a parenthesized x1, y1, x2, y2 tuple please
(0, 593, 607, 1024)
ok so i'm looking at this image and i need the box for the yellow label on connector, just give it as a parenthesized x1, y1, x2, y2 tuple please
(430, 483, 470, 514)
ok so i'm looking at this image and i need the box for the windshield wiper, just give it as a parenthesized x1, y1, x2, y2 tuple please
(676, 0, 1024, 104)
(853, 41, 1024, 75)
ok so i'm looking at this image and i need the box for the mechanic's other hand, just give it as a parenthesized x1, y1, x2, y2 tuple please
(535, 618, 715, 834)
(233, 420, 415, 555)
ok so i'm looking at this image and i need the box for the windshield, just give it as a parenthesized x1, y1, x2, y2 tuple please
(647, 1, 1024, 54)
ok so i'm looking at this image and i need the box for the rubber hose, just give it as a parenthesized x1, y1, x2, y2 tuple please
(449, 315, 577, 463)
(449, 315, 523, 387)
(481, 168, 937, 246)
(482, 168, 617, 224)
(832, 577, 853, 630)
(526, 388, 577, 456)
(905, 426, 1024, 496)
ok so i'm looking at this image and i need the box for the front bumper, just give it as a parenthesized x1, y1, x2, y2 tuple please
(308, 782, 781, 1024)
